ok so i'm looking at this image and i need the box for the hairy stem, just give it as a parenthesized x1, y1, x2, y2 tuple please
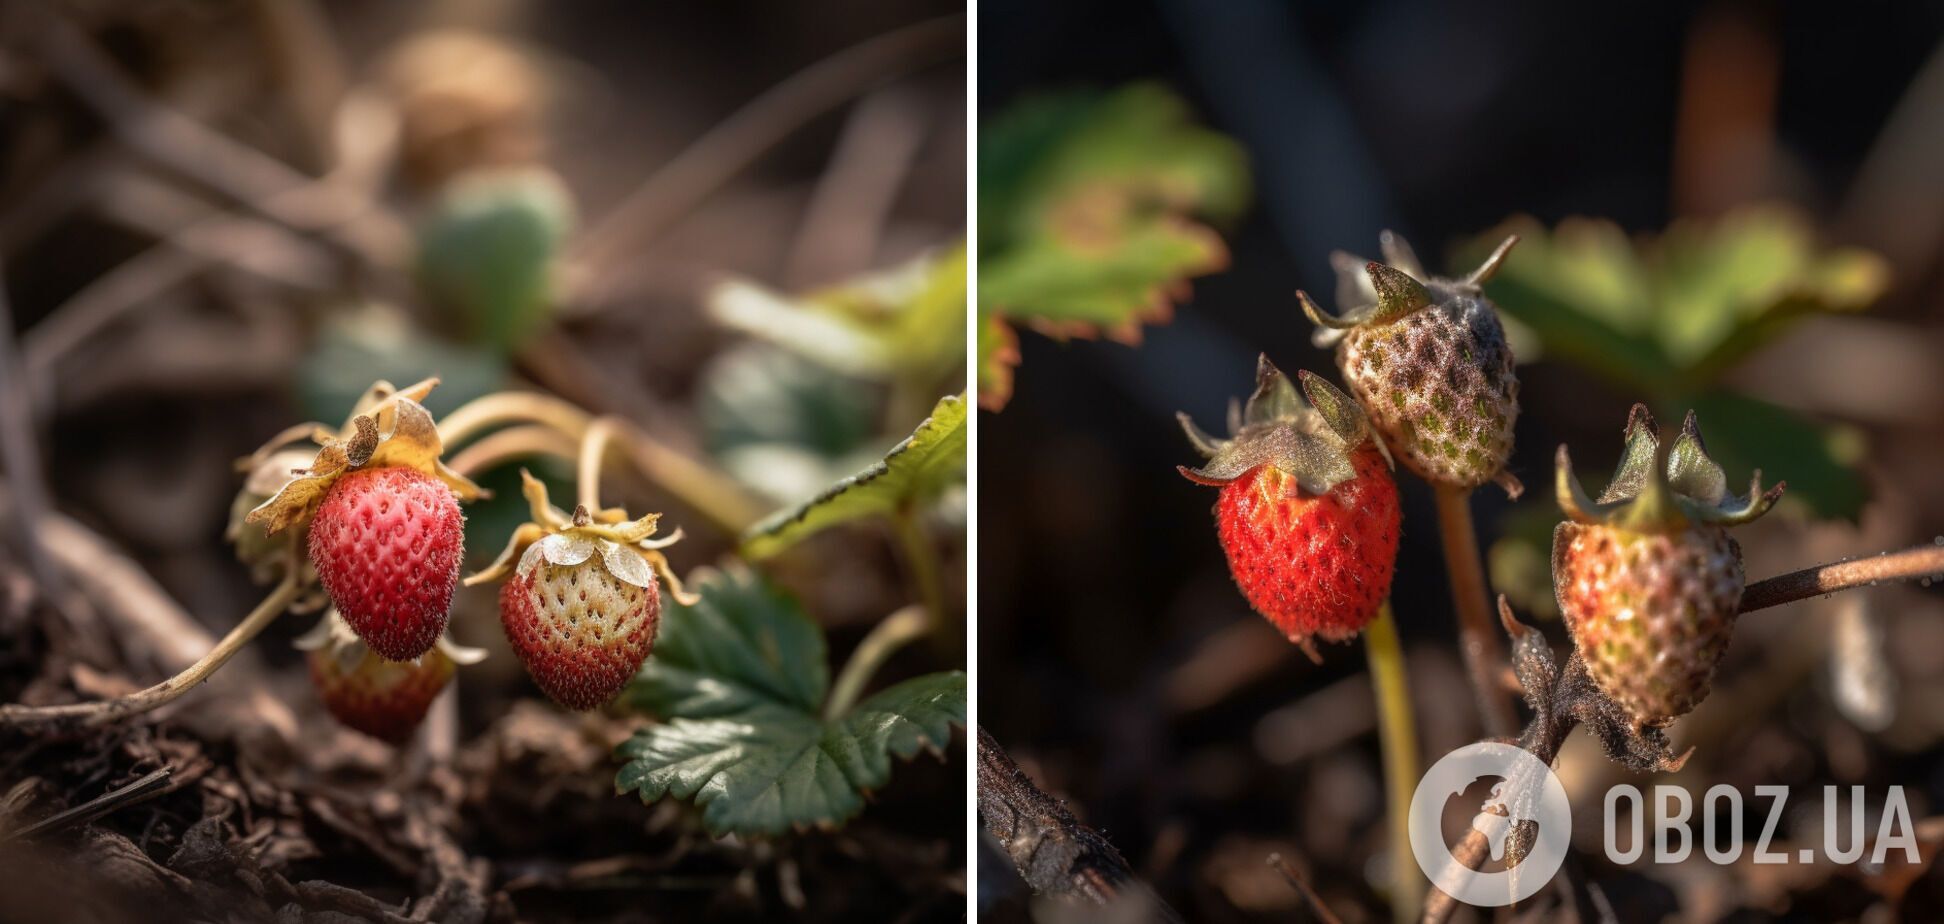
(577, 417, 617, 513)
(1431, 484, 1518, 738)
(444, 424, 577, 477)
(1741, 543, 1944, 613)
(1365, 602, 1423, 924)
(824, 605, 929, 720)
(438, 391, 766, 534)
(893, 506, 948, 631)
(0, 574, 301, 730)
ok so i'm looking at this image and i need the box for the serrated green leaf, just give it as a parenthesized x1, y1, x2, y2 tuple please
(978, 83, 1249, 410)
(617, 570, 964, 836)
(740, 394, 967, 559)
(629, 568, 827, 717)
(416, 167, 574, 352)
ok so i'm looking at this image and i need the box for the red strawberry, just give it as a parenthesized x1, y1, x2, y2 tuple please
(1554, 406, 1784, 726)
(309, 641, 455, 744)
(1179, 357, 1401, 653)
(308, 465, 464, 661)
(499, 534, 662, 710)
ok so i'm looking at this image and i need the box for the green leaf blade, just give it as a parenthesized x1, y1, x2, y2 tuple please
(740, 394, 967, 559)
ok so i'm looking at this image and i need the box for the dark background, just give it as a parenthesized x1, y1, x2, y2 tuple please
(978, 1, 1944, 921)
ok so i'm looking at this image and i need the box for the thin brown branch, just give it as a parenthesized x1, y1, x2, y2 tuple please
(1432, 484, 1518, 738)
(1740, 543, 1944, 613)
(1, 767, 173, 843)
(0, 575, 301, 732)
(1267, 853, 1345, 924)
(977, 726, 1184, 922)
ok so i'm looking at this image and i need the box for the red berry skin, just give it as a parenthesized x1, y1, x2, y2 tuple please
(499, 559, 660, 711)
(308, 466, 464, 662)
(1213, 446, 1400, 643)
(309, 646, 454, 744)
(1556, 523, 1743, 725)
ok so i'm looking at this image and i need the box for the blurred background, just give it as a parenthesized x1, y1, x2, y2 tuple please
(977, 0, 1944, 921)
(0, 1, 963, 921)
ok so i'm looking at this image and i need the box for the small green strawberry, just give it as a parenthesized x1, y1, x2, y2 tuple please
(1300, 232, 1522, 495)
(1553, 405, 1784, 726)
(1178, 356, 1401, 657)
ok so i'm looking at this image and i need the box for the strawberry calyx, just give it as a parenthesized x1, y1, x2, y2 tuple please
(465, 469, 696, 604)
(1298, 230, 1520, 345)
(243, 378, 486, 539)
(1556, 404, 1785, 534)
(1177, 354, 1385, 495)
(294, 607, 487, 668)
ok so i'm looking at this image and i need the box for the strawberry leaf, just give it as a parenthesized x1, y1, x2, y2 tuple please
(978, 83, 1249, 410)
(617, 569, 964, 836)
(739, 393, 967, 560)
(705, 244, 967, 390)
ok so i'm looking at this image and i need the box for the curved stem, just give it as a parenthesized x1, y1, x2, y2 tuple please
(1365, 602, 1422, 924)
(824, 605, 930, 720)
(1431, 484, 1517, 738)
(0, 574, 301, 731)
(893, 506, 947, 630)
(438, 391, 766, 534)
(445, 424, 577, 477)
(577, 417, 617, 512)
(1741, 543, 1944, 613)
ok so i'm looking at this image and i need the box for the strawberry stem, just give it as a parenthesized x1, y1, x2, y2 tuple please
(576, 416, 617, 513)
(0, 573, 302, 731)
(437, 390, 767, 535)
(1364, 601, 1422, 924)
(825, 604, 930, 720)
(1431, 484, 1519, 738)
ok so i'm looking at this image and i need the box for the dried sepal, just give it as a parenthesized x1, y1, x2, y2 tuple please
(1554, 405, 1785, 533)
(1176, 356, 1375, 495)
(244, 379, 483, 537)
(1365, 261, 1432, 323)
(465, 467, 694, 603)
(296, 608, 485, 670)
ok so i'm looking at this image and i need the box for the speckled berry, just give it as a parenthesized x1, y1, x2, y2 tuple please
(308, 466, 465, 662)
(310, 644, 454, 744)
(500, 554, 661, 711)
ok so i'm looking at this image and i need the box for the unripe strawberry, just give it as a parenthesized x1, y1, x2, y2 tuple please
(1178, 357, 1401, 655)
(1300, 232, 1522, 494)
(468, 471, 690, 711)
(1553, 406, 1784, 726)
(308, 466, 465, 662)
(299, 611, 483, 744)
(500, 539, 662, 711)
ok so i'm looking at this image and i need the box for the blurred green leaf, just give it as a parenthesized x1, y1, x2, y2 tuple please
(1458, 208, 1889, 395)
(1458, 207, 1887, 520)
(298, 303, 506, 422)
(741, 394, 967, 560)
(617, 569, 963, 836)
(707, 244, 967, 392)
(697, 343, 884, 504)
(416, 167, 575, 352)
(978, 83, 1249, 410)
(1686, 391, 1867, 521)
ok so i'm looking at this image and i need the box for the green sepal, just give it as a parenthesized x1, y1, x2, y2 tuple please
(1555, 404, 1784, 532)
(1176, 356, 1375, 495)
